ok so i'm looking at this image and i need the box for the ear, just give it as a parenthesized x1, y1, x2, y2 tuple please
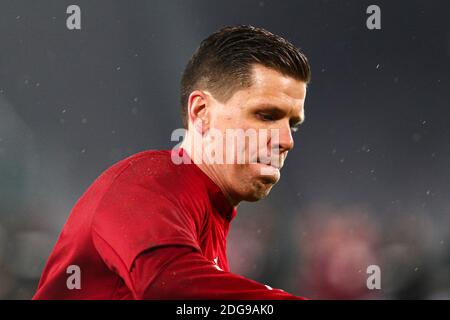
(187, 90, 210, 134)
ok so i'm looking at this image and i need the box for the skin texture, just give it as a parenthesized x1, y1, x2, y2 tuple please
(181, 64, 307, 207)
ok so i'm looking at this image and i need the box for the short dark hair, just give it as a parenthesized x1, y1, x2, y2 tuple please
(180, 25, 311, 128)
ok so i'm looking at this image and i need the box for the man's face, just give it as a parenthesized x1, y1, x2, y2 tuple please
(205, 64, 307, 202)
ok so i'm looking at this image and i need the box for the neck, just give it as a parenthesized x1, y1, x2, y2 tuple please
(180, 136, 239, 208)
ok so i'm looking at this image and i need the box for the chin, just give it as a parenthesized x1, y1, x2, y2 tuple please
(242, 179, 276, 202)
(234, 164, 280, 202)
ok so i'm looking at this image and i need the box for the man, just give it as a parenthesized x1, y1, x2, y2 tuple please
(33, 25, 311, 299)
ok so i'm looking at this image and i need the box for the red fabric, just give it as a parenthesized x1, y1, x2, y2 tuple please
(33, 149, 304, 300)
(132, 246, 303, 300)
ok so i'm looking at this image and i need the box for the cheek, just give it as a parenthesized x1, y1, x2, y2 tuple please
(227, 164, 248, 180)
(217, 104, 247, 127)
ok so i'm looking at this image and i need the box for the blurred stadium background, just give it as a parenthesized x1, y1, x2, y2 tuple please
(0, 0, 449, 299)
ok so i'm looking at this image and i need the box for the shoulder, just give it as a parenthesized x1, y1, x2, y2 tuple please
(87, 149, 186, 199)
(89, 150, 204, 271)
(90, 148, 208, 232)
(115, 149, 173, 174)
(112, 149, 186, 188)
(88, 149, 194, 222)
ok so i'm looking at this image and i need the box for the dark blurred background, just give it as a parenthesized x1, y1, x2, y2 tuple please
(0, 0, 449, 299)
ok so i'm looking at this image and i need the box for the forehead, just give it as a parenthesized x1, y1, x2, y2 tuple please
(241, 64, 307, 109)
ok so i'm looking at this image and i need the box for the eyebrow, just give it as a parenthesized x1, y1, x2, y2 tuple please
(258, 105, 304, 126)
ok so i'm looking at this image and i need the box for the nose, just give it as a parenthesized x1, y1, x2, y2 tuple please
(277, 124, 294, 153)
(267, 124, 294, 156)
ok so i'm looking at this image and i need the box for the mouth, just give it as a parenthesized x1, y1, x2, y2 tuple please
(254, 157, 283, 170)
(253, 159, 282, 179)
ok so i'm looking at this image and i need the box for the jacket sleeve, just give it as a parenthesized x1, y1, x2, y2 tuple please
(129, 245, 305, 300)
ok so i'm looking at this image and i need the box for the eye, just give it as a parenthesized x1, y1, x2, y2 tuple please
(257, 113, 275, 121)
